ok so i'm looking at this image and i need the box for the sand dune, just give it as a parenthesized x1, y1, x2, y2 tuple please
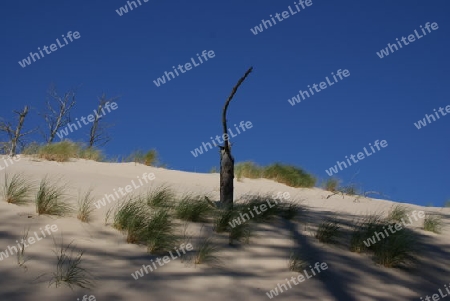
(0, 156, 448, 301)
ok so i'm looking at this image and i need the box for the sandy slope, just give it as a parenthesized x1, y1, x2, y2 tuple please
(0, 155, 448, 301)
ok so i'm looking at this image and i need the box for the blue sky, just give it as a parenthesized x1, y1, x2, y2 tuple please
(1, 0, 449, 206)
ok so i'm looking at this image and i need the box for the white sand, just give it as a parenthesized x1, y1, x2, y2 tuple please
(0, 156, 448, 301)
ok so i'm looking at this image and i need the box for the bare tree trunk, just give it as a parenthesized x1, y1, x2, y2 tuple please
(0, 106, 36, 157)
(88, 94, 118, 148)
(10, 106, 29, 156)
(220, 67, 253, 209)
(41, 84, 77, 144)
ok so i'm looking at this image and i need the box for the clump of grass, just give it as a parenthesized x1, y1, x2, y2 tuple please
(126, 149, 158, 166)
(228, 219, 252, 245)
(79, 147, 103, 161)
(113, 196, 148, 242)
(49, 237, 95, 289)
(323, 178, 339, 192)
(175, 194, 214, 223)
(263, 163, 316, 188)
(234, 162, 316, 188)
(235, 162, 263, 180)
(36, 141, 102, 162)
(387, 204, 409, 223)
(288, 250, 308, 272)
(372, 228, 418, 268)
(315, 219, 340, 244)
(77, 189, 95, 223)
(349, 213, 419, 267)
(17, 227, 30, 270)
(35, 177, 73, 216)
(38, 141, 81, 162)
(423, 214, 443, 234)
(3, 172, 33, 205)
(278, 201, 303, 220)
(444, 200, 450, 208)
(144, 208, 179, 254)
(213, 208, 235, 233)
(194, 236, 222, 267)
(113, 197, 178, 254)
(146, 185, 174, 208)
(349, 214, 384, 253)
(239, 194, 280, 222)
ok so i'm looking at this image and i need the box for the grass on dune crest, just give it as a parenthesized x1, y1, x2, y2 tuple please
(235, 162, 316, 188)
(23, 141, 103, 162)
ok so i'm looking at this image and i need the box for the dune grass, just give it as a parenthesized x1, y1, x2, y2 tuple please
(17, 227, 30, 269)
(49, 237, 95, 289)
(349, 213, 419, 267)
(444, 200, 450, 208)
(315, 219, 341, 244)
(35, 177, 73, 216)
(423, 213, 443, 234)
(323, 178, 339, 192)
(372, 228, 418, 267)
(175, 194, 214, 223)
(27, 141, 103, 162)
(2, 172, 33, 205)
(288, 250, 308, 272)
(234, 162, 316, 188)
(144, 208, 179, 254)
(235, 162, 263, 180)
(213, 208, 235, 233)
(387, 204, 409, 223)
(126, 149, 158, 166)
(228, 218, 252, 245)
(194, 236, 222, 267)
(349, 214, 384, 253)
(113, 196, 178, 254)
(146, 185, 175, 208)
(77, 189, 95, 223)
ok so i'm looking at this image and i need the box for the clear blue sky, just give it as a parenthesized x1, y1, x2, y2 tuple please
(1, 0, 449, 206)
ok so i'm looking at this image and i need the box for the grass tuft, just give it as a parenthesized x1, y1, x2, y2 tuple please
(34, 141, 102, 162)
(49, 237, 95, 289)
(35, 177, 73, 216)
(77, 189, 95, 223)
(423, 213, 443, 234)
(175, 194, 214, 223)
(372, 228, 418, 268)
(3, 172, 33, 205)
(234, 162, 316, 188)
(146, 185, 174, 208)
(387, 204, 409, 223)
(194, 236, 222, 267)
(126, 149, 158, 166)
(113, 197, 178, 254)
(288, 250, 308, 272)
(315, 219, 341, 244)
(323, 178, 339, 192)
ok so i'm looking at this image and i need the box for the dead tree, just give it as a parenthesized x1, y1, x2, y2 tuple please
(0, 106, 36, 156)
(88, 93, 119, 148)
(220, 67, 253, 209)
(41, 84, 77, 144)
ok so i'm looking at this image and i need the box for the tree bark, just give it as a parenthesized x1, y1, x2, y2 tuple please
(220, 67, 253, 209)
